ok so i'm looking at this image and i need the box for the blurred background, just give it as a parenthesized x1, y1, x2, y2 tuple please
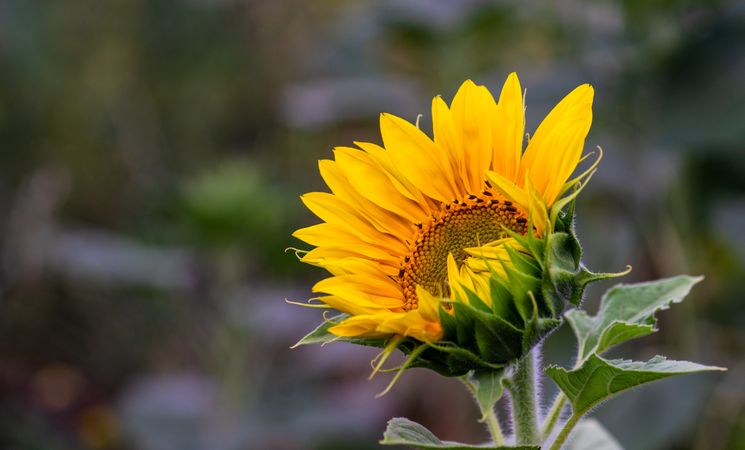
(1, 1, 744, 449)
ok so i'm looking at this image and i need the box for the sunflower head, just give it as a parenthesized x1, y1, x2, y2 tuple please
(292, 73, 626, 378)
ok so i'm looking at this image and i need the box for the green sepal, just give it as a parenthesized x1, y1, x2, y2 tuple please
(543, 201, 629, 307)
(487, 276, 522, 324)
(500, 262, 542, 322)
(452, 301, 479, 351)
(504, 244, 542, 277)
(474, 310, 524, 365)
(292, 313, 345, 347)
(292, 313, 385, 348)
(436, 294, 523, 372)
(439, 302, 460, 341)
(380, 417, 539, 450)
(407, 342, 506, 376)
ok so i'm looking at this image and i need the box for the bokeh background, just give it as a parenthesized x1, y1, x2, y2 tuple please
(1, 1, 744, 449)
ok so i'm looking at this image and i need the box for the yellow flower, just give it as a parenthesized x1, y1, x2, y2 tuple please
(294, 73, 594, 345)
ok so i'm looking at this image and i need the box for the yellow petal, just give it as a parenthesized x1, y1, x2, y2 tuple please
(431, 96, 467, 194)
(329, 314, 390, 337)
(333, 147, 428, 223)
(464, 237, 519, 279)
(485, 170, 529, 208)
(314, 274, 403, 300)
(319, 295, 386, 316)
(414, 285, 441, 323)
(492, 72, 524, 182)
(330, 310, 442, 342)
(379, 113, 459, 202)
(293, 223, 352, 247)
(321, 256, 397, 278)
(454, 264, 477, 304)
(318, 159, 412, 238)
(355, 141, 430, 208)
(519, 84, 594, 206)
(376, 310, 442, 342)
(300, 192, 408, 254)
(462, 265, 491, 302)
(313, 276, 404, 310)
(450, 80, 496, 193)
(298, 242, 400, 269)
(524, 171, 549, 233)
(446, 253, 468, 302)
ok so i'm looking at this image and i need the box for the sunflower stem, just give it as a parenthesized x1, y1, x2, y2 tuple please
(484, 408, 505, 445)
(507, 350, 540, 445)
(548, 413, 580, 450)
(541, 392, 567, 439)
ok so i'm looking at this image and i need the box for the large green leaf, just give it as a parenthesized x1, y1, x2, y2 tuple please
(380, 418, 538, 450)
(565, 275, 703, 360)
(565, 419, 623, 450)
(545, 354, 724, 416)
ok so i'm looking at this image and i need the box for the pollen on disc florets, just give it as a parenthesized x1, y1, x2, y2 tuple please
(398, 189, 529, 311)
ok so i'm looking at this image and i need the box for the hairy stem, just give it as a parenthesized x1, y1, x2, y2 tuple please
(542, 392, 567, 439)
(548, 413, 580, 450)
(484, 407, 505, 445)
(508, 351, 540, 445)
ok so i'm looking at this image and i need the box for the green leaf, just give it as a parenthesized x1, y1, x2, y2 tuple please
(465, 370, 506, 420)
(454, 296, 524, 365)
(380, 417, 539, 449)
(292, 313, 349, 347)
(565, 275, 703, 360)
(293, 313, 387, 349)
(595, 322, 655, 354)
(545, 354, 725, 416)
(565, 419, 623, 450)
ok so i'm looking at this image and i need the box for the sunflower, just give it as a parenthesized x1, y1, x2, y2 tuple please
(294, 73, 594, 349)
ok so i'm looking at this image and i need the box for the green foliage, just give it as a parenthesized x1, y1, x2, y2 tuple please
(181, 161, 294, 247)
(464, 370, 506, 421)
(546, 354, 724, 417)
(292, 313, 387, 349)
(565, 275, 704, 361)
(544, 276, 726, 448)
(379, 418, 538, 450)
(180, 160, 301, 274)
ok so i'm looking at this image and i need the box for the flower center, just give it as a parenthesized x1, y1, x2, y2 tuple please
(398, 192, 528, 311)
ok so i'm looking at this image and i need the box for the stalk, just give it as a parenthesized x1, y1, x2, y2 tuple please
(507, 350, 540, 445)
(541, 392, 567, 439)
(484, 407, 505, 445)
(548, 413, 580, 450)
